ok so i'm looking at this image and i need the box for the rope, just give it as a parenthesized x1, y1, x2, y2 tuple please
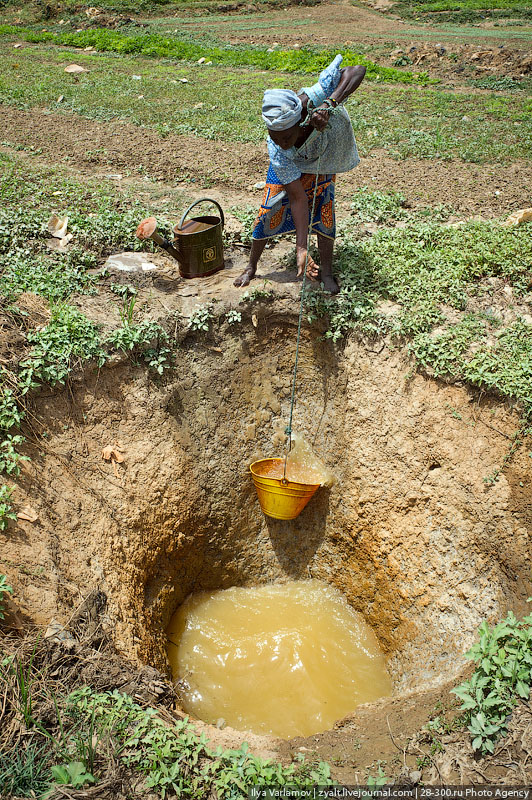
(282, 149, 322, 483)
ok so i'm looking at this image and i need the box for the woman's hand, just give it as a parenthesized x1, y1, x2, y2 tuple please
(296, 249, 319, 281)
(310, 106, 330, 132)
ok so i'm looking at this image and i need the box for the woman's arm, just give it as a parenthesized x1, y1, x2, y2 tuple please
(310, 65, 366, 131)
(329, 65, 366, 105)
(285, 179, 319, 279)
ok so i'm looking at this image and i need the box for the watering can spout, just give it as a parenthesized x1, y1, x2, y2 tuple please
(136, 217, 181, 262)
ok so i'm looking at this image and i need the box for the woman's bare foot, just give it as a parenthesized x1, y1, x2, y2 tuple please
(233, 267, 256, 287)
(321, 274, 340, 294)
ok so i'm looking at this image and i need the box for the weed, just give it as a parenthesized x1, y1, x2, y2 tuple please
(226, 309, 242, 325)
(348, 187, 452, 226)
(0, 742, 52, 799)
(483, 419, 531, 486)
(349, 186, 408, 225)
(452, 606, 532, 754)
(0, 26, 428, 86)
(189, 303, 215, 331)
(106, 319, 171, 373)
(0, 485, 16, 531)
(67, 688, 332, 797)
(2, 641, 41, 727)
(110, 283, 138, 299)
(239, 283, 276, 303)
(410, 314, 488, 379)
(119, 294, 139, 326)
(51, 761, 95, 789)
(68, 203, 152, 254)
(0, 434, 29, 476)
(19, 304, 107, 390)
(226, 206, 258, 244)
(463, 320, 532, 413)
(0, 573, 13, 619)
(366, 762, 389, 789)
(470, 76, 524, 92)
(0, 386, 24, 433)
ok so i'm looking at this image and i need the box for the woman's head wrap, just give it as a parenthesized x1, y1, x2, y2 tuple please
(262, 89, 302, 131)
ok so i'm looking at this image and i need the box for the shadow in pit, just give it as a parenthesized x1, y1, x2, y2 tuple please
(265, 487, 330, 577)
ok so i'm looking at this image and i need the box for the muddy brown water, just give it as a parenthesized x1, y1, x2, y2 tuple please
(166, 580, 391, 738)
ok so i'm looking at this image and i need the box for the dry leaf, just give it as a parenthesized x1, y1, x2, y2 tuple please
(47, 213, 69, 238)
(64, 64, 87, 74)
(17, 506, 39, 523)
(101, 443, 125, 463)
(251, 314, 258, 328)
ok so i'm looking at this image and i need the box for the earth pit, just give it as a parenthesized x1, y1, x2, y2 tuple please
(5, 294, 532, 741)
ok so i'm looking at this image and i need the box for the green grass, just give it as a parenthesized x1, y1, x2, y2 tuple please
(0, 742, 52, 798)
(0, 25, 429, 84)
(391, 0, 532, 23)
(0, 41, 530, 161)
(0, 0, 318, 24)
(303, 195, 532, 415)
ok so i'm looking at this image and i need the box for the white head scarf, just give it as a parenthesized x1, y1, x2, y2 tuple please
(262, 89, 302, 131)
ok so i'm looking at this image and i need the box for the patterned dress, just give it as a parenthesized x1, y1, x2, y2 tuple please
(252, 56, 360, 241)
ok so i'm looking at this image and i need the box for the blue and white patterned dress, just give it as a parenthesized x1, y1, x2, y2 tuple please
(253, 55, 359, 240)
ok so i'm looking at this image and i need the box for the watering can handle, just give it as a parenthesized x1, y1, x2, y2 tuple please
(178, 198, 225, 230)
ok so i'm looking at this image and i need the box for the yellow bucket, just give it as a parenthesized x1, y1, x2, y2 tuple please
(250, 458, 320, 520)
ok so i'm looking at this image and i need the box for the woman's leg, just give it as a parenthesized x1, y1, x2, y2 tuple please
(317, 234, 339, 294)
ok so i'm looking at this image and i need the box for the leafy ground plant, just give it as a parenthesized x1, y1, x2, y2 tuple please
(0, 26, 427, 86)
(19, 304, 107, 390)
(452, 607, 532, 754)
(0, 485, 16, 532)
(0, 573, 13, 619)
(0, 434, 29, 476)
(189, 303, 215, 331)
(106, 319, 171, 373)
(67, 688, 332, 797)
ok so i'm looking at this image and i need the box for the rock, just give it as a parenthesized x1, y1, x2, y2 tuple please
(253, 181, 266, 190)
(409, 771, 422, 784)
(372, 0, 395, 10)
(103, 252, 159, 273)
(45, 619, 76, 648)
(64, 64, 87, 74)
(501, 207, 532, 227)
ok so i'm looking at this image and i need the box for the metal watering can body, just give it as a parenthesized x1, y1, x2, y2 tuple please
(172, 198, 225, 279)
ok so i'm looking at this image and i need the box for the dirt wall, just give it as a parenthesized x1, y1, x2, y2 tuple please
(3, 306, 531, 702)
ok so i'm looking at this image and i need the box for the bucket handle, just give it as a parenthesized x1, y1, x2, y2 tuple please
(178, 198, 225, 230)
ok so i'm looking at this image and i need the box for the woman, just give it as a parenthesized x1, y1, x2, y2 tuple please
(234, 55, 366, 294)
